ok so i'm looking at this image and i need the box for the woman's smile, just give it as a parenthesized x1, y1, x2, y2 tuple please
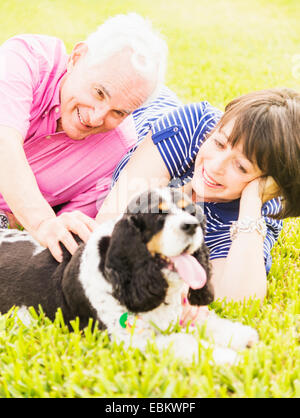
(202, 167, 224, 189)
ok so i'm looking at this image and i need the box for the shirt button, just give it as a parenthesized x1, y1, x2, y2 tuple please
(55, 107, 60, 113)
(173, 127, 179, 132)
(46, 135, 51, 140)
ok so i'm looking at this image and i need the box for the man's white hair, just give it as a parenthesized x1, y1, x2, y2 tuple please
(84, 13, 168, 104)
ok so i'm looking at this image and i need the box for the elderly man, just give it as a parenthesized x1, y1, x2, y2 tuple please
(0, 13, 180, 261)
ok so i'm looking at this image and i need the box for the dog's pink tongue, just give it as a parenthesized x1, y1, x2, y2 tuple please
(169, 254, 207, 289)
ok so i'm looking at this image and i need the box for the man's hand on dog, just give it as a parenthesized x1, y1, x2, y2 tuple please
(32, 211, 98, 262)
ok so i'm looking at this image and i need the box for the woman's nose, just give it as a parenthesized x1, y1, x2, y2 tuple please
(211, 157, 226, 175)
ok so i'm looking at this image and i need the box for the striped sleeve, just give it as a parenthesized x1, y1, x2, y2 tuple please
(151, 102, 222, 179)
(262, 198, 283, 271)
(111, 86, 182, 186)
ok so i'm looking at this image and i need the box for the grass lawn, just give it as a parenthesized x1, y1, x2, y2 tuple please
(0, 0, 299, 398)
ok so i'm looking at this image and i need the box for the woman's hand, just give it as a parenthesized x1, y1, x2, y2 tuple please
(241, 176, 280, 205)
(31, 211, 98, 263)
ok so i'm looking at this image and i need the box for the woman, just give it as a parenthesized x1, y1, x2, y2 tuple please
(0, 13, 170, 262)
(96, 88, 300, 319)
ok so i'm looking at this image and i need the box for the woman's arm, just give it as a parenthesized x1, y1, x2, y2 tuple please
(96, 131, 171, 223)
(0, 126, 97, 261)
(180, 179, 267, 326)
(211, 178, 275, 303)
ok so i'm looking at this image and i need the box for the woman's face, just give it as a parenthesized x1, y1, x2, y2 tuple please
(192, 119, 262, 202)
(59, 43, 153, 140)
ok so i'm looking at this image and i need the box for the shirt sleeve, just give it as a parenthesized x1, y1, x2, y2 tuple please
(0, 37, 39, 138)
(111, 86, 182, 186)
(261, 198, 283, 272)
(112, 100, 222, 187)
(150, 102, 222, 179)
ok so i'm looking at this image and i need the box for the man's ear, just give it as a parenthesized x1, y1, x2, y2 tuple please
(68, 42, 89, 71)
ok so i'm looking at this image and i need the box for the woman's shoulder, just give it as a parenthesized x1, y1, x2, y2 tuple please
(150, 101, 223, 144)
(112, 98, 222, 186)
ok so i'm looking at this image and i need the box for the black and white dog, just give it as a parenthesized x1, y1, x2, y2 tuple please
(0, 188, 258, 364)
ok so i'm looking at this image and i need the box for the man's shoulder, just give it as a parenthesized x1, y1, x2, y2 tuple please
(1, 34, 67, 65)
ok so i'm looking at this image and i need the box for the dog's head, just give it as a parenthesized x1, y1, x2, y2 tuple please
(103, 188, 214, 313)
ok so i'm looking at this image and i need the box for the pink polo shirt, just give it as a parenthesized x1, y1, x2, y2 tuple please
(0, 34, 138, 217)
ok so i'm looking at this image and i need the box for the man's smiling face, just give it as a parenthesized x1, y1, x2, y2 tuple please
(59, 43, 154, 140)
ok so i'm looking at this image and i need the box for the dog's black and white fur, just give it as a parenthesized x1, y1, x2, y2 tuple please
(0, 188, 258, 364)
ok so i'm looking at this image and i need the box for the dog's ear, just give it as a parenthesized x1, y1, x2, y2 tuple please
(194, 204, 206, 225)
(104, 215, 168, 313)
(59, 233, 84, 263)
(187, 243, 214, 306)
(98, 235, 111, 274)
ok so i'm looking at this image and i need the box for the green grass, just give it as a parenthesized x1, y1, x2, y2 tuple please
(0, 0, 299, 398)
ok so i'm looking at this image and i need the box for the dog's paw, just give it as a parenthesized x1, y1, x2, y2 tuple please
(156, 333, 238, 365)
(205, 311, 259, 350)
(212, 346, 238, 365)
(156, 333, 199, 363)
(16, 305, 32, 327)
(200, 340, 238, 365)
(235, 324, 259, 349)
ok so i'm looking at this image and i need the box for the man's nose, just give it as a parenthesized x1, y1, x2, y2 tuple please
(90, 104, 110, 126)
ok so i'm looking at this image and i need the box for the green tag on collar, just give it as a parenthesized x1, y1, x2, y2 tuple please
(119, 312, 128, 328)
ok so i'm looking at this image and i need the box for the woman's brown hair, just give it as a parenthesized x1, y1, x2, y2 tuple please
(218, 88, 300, 219)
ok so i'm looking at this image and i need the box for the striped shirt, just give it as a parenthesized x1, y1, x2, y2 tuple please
(113, 97, 283, 273)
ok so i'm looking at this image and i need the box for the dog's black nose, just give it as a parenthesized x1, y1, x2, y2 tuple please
(180, 221, 199, 235)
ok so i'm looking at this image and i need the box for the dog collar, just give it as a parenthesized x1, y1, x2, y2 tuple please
(119, 312, 144, 334)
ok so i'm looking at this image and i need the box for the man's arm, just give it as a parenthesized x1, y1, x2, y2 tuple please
(0, 125, 97, 261)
